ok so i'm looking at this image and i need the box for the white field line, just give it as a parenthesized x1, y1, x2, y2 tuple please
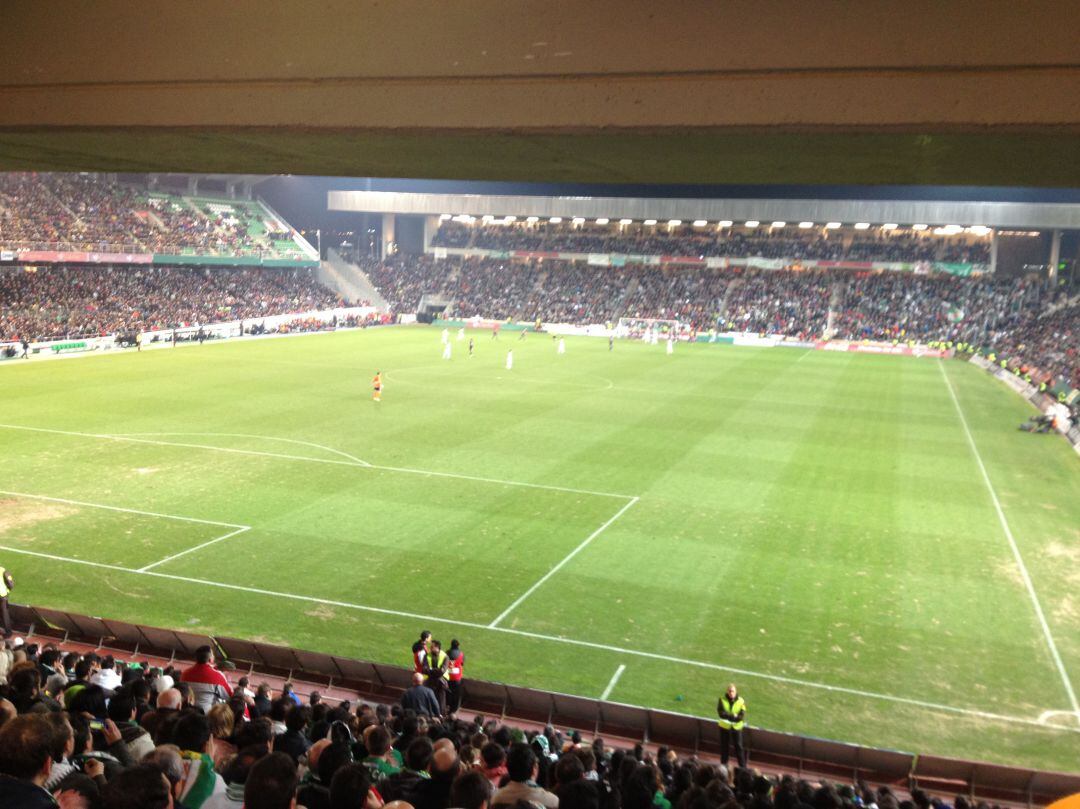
(0, 490, 246, 528)
(114, 432, 371, 467)
(0, 543, 1077, 733)
(938, 361, 1080, 727)
(137, 526, 252, 573)
(0, 423, 634, 500)
(1037, 709, 1080, 726)
(488, 496, 640, 628)
(601, 664, 627, 701)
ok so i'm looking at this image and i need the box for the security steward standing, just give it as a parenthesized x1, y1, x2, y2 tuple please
(424, 638, 450, 715)
(717, 683, 748, 768)
(446, 639, 465, 714)
(0, 564, 14, 638)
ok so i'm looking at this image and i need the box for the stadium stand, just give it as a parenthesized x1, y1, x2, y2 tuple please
(360, 253, 1077, 388)
(0, 265, 346, 342)
(2, 606, 1078, 809)
(0, 173, 311, 259)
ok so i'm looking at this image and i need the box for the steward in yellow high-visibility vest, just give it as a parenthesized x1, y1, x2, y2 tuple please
(716, 683, 748, 768)
(424, 640, 450, 715)
(0, 565, 13, 638)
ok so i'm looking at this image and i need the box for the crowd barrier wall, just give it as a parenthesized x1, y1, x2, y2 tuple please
(0, 306, 377, 363)
(966, 355, 1080, 455)
(0, 247, 316, 268)
(6, 603, 1079, 806)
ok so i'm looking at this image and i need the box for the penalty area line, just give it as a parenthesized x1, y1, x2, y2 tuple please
(487, 495, 640, 628)
(137, 526, 252, 573)
(601, 664, 627, 701)
(0, 544, 1077, 734)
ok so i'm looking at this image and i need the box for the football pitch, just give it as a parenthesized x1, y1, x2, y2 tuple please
(1, 326, 1078, 772)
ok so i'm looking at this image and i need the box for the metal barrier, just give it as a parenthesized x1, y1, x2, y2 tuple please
(8, 603, 1079, 806)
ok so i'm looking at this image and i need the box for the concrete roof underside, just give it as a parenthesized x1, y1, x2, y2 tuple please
(329, 191, 1080, 230)
(2, 3, 1079, 187)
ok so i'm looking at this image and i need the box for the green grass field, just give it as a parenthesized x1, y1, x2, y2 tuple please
(1, 326, 1078, 772)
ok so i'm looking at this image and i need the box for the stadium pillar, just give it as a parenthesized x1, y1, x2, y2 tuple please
(423, 216, 439, 252)
(990, 231, 999, 275)
(381, 213, 396, 259)
(1048, 229, 1061, 282)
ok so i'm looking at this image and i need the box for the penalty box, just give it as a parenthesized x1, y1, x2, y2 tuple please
(115, 467, 636, 627)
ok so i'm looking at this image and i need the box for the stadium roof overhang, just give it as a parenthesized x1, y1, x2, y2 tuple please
(328, 191, 1080, 230)
(1, 4, 1080, 187)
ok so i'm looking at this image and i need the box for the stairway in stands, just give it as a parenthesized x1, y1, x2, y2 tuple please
(322, 248, 389, 310)
(825, 278, 846, 338)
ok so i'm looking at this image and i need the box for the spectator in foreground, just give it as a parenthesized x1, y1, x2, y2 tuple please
(181, 645, 234, 713)
(174, 712, 227, 808)
(0, 714, 86, 808)
(450, 768, 492, 809)
(101, 763, 174, 809)
(329, 762, 382, 809)
(245, 751, 299, 809)
(401, 672, 441, 718)
(491, 742, 559, 809)
(203, 744, 269, 808)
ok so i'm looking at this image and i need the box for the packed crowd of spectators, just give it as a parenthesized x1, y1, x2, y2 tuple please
(720, 270, 832, 340)
(832, 273, 1038, 344)
(362, 256, 456, 314)
(0, 265, 344, 342)
(0, 173, 298, 258)
(517, 262, 630, 324)
(620, 267, 730, 326)
(0, 637, 1007, 809)
(983, 299, 1079, 388)
(362, 252, 1075, 384)
(430, 223, 992, 266)
(443, 258, 544, 320)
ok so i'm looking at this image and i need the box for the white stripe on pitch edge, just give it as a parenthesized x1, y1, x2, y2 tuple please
(601, 664, 627, 701)
(0, 541, 1077, 733)
(0, 489, 245, 528)
(939, 360, 1080, 727)
(0, 422, 635, 500)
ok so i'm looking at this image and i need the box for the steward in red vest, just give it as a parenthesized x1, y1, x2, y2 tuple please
(446, 639, 465, 714)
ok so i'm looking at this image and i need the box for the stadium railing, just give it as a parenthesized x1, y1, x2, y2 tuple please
(6, 601, 1079, 806)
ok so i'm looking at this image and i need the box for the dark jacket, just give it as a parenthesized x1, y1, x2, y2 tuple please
(0, 775, 57, 809)
(297, 781, 332, 809)
(273, 729, 311, 764)
(379, 769, 430, 806)
(400, 684, 440, 717)
(253, 695, 272, 717)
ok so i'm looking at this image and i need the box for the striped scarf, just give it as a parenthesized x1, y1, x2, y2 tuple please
(180, 750, 219, 809)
